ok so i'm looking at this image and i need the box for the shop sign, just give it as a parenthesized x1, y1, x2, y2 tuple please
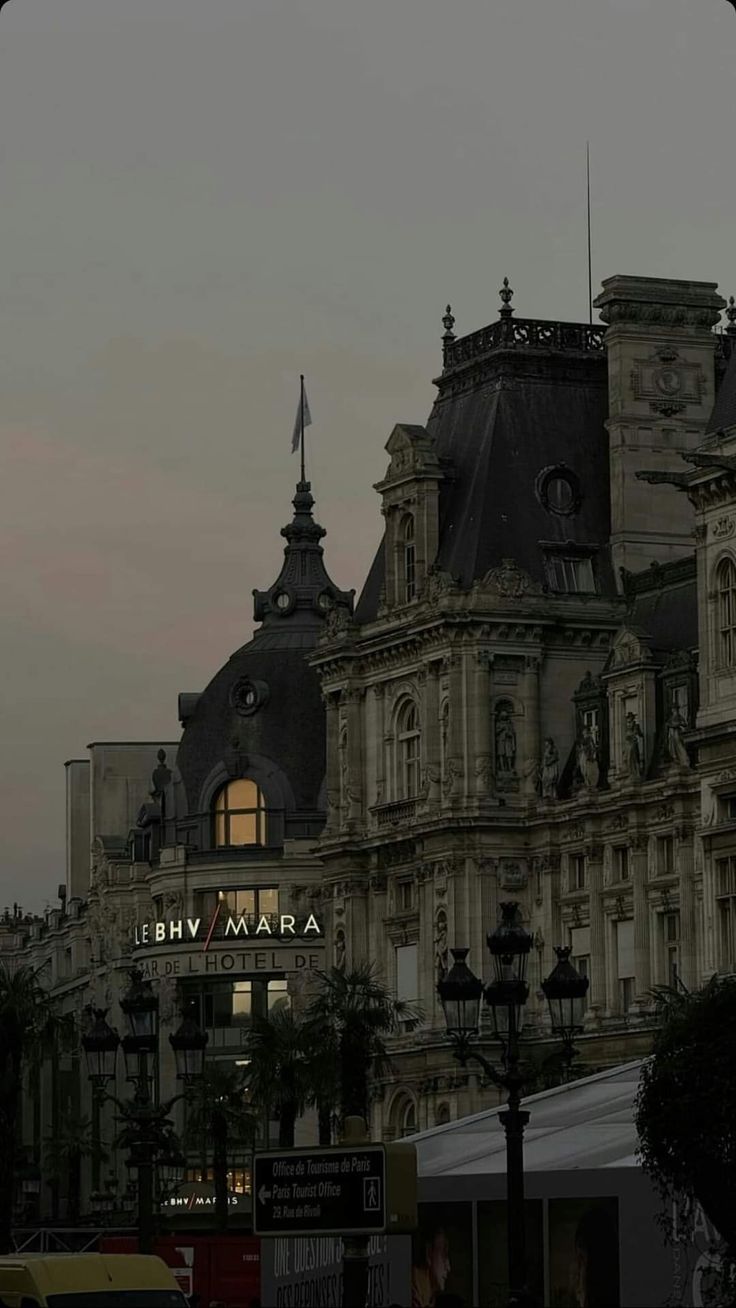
(133, 910, 322, 949)
(137, 948, 323, 979)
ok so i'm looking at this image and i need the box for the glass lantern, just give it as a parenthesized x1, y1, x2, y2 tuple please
(81, 1009, 120, 1087)
(120, 969, 159, 1043)
(169, 1007, 209, 1085)
(436, 948, 484, 1038)
(542, 946, 589, 1042)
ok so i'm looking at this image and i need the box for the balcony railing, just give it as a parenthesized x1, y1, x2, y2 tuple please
(372, 798, 418, 828)
(442, 316, 607, 371)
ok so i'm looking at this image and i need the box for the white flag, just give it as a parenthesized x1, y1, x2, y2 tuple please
(291, 386, 313, 452)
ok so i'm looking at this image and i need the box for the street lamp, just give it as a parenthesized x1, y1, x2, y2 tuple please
(438, 903, 588, 1308)
(82, 972, 207, 1255)
(541, 946, 589, 1074)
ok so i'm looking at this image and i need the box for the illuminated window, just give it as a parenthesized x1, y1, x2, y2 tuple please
(397, 703, 421, 799)
(402, 515, 416, 603)
(194, 887, 279, 920)
(214, 779, 266, 847)
(717, 558, 736, 668)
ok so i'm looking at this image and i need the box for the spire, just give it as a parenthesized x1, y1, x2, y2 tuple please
(252, 480, 354, 639)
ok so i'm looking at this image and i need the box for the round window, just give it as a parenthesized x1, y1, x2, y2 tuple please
(536, 465, 580, 517)
(274, 591, 291, 611)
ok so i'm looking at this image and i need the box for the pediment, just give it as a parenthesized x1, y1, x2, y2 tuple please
(606, 626, 653, 671)
(382, 424, 440, 481)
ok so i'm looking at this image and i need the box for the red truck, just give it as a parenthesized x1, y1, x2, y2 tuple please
(100, 1233, 260, 1306)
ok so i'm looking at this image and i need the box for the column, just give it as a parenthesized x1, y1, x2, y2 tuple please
(473, 651, 493, 798)
(444, 649, 465, 802)
(421, 663, 442, 808)
(324, 693, 340, 833)
(344, 688, 364, 828)
(677, 825, 696, 989)
(631, 836, 651, 1010)
(522, 655, 542, 797)
(372, 684, 386, 807)
(587, 845, 606, 1022)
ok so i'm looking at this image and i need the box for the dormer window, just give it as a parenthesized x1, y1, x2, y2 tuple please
(403, 515, 416, 602)
(214, 780, 266, 847)
(717, 558, 736, 668)
(544, 547, 597, 594)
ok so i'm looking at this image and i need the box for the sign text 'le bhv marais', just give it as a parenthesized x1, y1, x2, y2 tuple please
(131, 909, 324, 977)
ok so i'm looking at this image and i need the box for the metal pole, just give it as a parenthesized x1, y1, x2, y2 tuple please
(500, 1016, 530, 1308)
(340, 1117, 370, 1308)
(135, 1050, 154, 1256)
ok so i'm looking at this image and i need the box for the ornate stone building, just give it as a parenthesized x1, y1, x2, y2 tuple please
(7, 271, 736, 1216)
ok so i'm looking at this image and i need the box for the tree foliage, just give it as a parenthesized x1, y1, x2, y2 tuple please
(0, 963, 64, 1251)
(635, 978, 736, 1266)
(44, 1114, 107, 1223)
(245, 1007, 313, 1147)
(185, 1061, 254, 1231)
(306, 965, 420, 1123)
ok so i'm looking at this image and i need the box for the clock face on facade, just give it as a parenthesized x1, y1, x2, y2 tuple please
(654, 368, 681, 396)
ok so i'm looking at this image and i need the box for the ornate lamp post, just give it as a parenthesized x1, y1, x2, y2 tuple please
(82, 972, 208, 1254)
(541, 946, 589, 1077)
(438, 903, 587, 1308)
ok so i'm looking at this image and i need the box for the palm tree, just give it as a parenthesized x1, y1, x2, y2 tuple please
(184, 1062, 255, 1231)
(44, 1113, 107, 1223)
(306, 965, 420, 1127)
(0, 963, 63, 1252)
(245, 1008, 312, 1148)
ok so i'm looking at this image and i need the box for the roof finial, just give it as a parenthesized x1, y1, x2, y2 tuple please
(441, 304, 456, 369)
(726, 296, 736, 337)
(499, 276, 514, 319)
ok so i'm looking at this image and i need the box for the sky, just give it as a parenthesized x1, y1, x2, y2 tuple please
(1, 0, 735, 910)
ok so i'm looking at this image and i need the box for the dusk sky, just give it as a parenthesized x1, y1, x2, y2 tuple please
(1, 0, 734, 910)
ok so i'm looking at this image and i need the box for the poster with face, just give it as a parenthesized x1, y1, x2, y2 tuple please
(411, 1202, 473, 1308)
(548, 1197, 620, 1308)
(477, 1201, 544, 1307)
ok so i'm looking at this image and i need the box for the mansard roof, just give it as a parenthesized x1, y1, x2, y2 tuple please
(622, 556, 698, 654)
(707, 335, 736, 434)
(356, 309, 612, 621)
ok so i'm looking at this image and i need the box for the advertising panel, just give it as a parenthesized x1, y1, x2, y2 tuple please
(477, 1201, 544, 1307)
(547, 1197, 620, 1308)
(259, 1233, 411, 1307)
(411, 1202, 473, 1307)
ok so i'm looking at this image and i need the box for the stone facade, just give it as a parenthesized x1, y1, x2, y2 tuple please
(7, 273, 736, 1217)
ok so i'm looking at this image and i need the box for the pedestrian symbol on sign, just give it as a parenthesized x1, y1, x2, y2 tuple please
(363, 1177, 381, 1212)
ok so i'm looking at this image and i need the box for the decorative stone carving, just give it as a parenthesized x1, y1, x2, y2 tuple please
(494, 706, 517, 774)
(576, 725, 599, 789)
(665, 707, 690, 770)
(624, 713, 644, 781)
(423, 569, 459, 603)
(499, 860, 528, 891)
(434, 910, 449, 978)
(480, 558, 542, 599)
(540, 738, 559, 801)
(713, 516, 735, 540)
(334, 929, 346, 972)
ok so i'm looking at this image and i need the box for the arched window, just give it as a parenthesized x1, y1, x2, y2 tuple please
(397, 702, 421, 799)
(402, 514, 416, 603)
(435, 1103, 451, 1126)
(717, 558, 736, 668)
(214, 779, 266, 847)
(400, 1099, 417, 1137)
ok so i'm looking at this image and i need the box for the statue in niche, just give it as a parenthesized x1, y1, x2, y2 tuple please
(541, 738, 559, 800)
(666, 706, 690, 769)
(576, 724, 599, 789)
(334, 930, 346, 972)
(495, 706, 517, 773)
(434, 911, 449, 977)
(624, 712, 644, 780)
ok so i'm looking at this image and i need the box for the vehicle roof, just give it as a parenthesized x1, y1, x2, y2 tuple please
(0, 1254, 179, 1292)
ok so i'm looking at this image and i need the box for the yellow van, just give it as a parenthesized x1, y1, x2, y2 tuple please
(0, 1253, 189, 1306)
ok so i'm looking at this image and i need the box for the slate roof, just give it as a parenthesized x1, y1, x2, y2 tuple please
(356, 317, 611, 621)
(707, 335, 736, 434)
(623, 558, 698, 654)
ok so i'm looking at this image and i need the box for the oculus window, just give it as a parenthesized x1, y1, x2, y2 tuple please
(214, 780, 266, 847)
(536, 465, 581, 517)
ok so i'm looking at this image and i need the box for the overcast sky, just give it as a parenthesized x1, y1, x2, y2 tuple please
(1, 0, 734, 910)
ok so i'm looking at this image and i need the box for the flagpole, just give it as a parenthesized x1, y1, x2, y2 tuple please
(300, 375, 306, 483)
(586, 141, 593, 325)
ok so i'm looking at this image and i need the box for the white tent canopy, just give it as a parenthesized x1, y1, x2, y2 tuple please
(408, 1060, 644, 1176)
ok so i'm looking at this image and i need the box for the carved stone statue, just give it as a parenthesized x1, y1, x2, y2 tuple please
(666, 707, 690, 769)
(541, 737, 559, 800)
(495, 708, 517, 773)
(577, 725, 599, 789)
(434, 912, 449, 977)
(624, 712, 644, 780)
(334, 931, 346, 971)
